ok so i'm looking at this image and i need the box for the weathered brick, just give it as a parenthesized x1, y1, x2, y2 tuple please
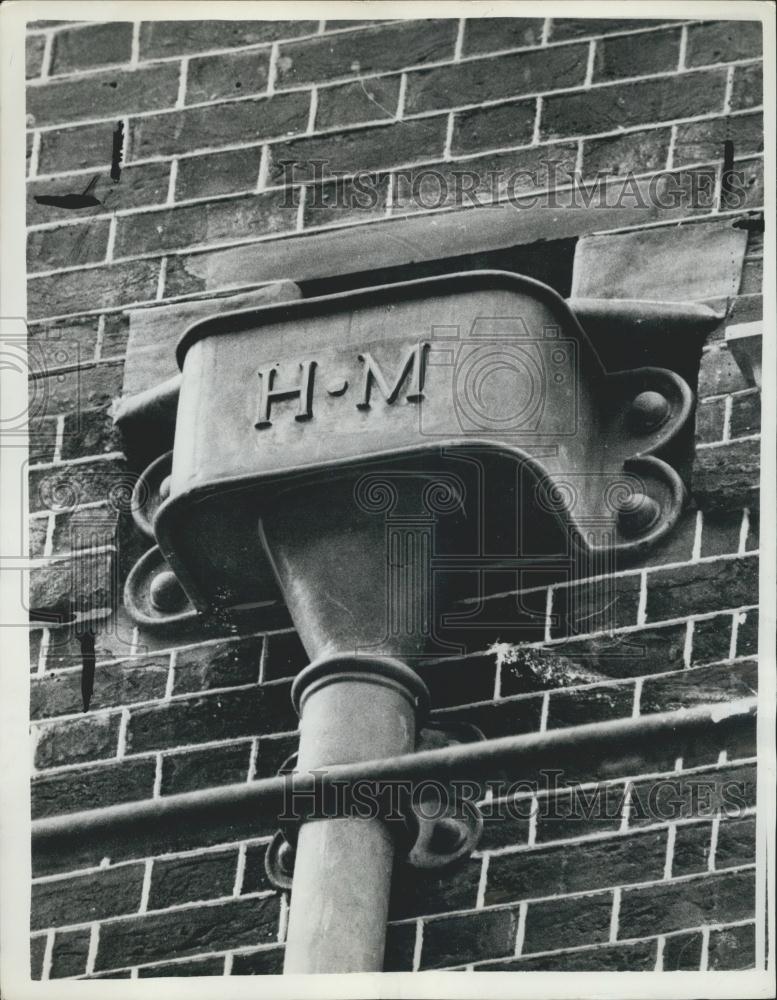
(738, 247, 763, 288)
(416, 653, 496, 709)
(523, 890, 612, 953)
(50, 22, 133, 75)
(139, 20, 317, 59)
(389, 857, 480, 920)
(27, 317, 99, 368)
(231, 945, 285, 974)
(699, 510, 740, 559)
(405, 42, 588, 114)
(438, 692, 542, 739)
(736, 608, 758, 657)
(138, 957, 224, 977)
(175, 147, 261, 201)
(383, 922, 415, 972)
(535, 624, 687, 681)
(34, 710, 121, 769)
(641, 659, 757, 715)
(547, 681, 635, 728)
(26, 34, 46, 79)
(541, 70, 727, 139)
(37, 120, 124, 174)
(551, 573, 642, 638)
(29, 458, 129, 515)
(148, 849, 237, 910)
(582, 126, 671, 177)
(663, 930, 703, 970)
(94, 895, 280, 970)
(674, 112, 763, 167)
(160, 741, 251, 795)
(129, 92, 310, 160)
(315, 77, 401, 130)
(486, 828, 666, 906)
(695, 396, 725, 443)
(646, 555, 758, 621)
(29, 416, 58, 463)
(462, 18, 544, 55)
(61, 408, 123, 460)
(420, 907, 519, 969)
(451, 98, 536, 155)
(32, 862, 144, 929)
(693, 438, 760, 514)
(500, 646, 608, 697)
(28, 64, 180, 128)
(102, 312, 130, 357)
(304, 173, 390, 228)
(269, 116, 448, 185)
(594, 27, 681, 81)
(50, 927, 90, 978)
(29, 517, 48, 558)
(262, 630, 308, 682)
(27, 218, 111, 273)
(28, 162, 171, 225)
(30, 934, 46, 979)
(549, 19, 670, 41)
(31, 757, 155, 820)
(477, 938, 656, 971)
(672, 822, 712, 876)
(686, 21, 762, 67)
(31, 656, 168, 719)
(115, 191, 297, 257)
(708, 921, 755, 969)
(716, 815, 756, 868)
(536, 783, 626, 842)
(618, 868, 755, 937)
(28, 360, 123, 419)
(173, 635, 262, 694)
(730, 390, 760, 438)
(29, 549, 116, 620)
(731, 63, 763, 110)
(277, 19, 456, 89)
(629, 764, 756, 826)
(187, 49, 271, 105)
(28, 260, 160, 320)
(241, 843, 274, 896)
(255, 732, 299, 778)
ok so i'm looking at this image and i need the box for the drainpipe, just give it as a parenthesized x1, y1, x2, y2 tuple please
(283, 656, 429, 973)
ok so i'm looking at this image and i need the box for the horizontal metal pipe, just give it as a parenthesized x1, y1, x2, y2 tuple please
(32, 698, 756, 861)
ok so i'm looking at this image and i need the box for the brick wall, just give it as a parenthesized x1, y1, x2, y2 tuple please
(26, 16, 763, 978)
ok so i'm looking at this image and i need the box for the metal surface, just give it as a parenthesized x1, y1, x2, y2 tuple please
(32, 698, 756, 861)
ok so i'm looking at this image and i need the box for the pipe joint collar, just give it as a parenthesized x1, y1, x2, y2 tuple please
(291, 654, 430, 720)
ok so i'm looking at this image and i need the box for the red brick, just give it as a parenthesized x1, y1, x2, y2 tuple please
(618, 868, 755, 937)
(462, 18, 544, 55)
(268, 116, 448, 185)
(451, 98, 535, 155)
(94, 895, 280, 970)
(50, 22, 133, 75)
(523, 890, 612, 953)
(34, 710, 121, 769)
(692, 438, 760, 514)
(27, 317, 99, 368)
(276, 20, 456, 89)
(695, 396, 725, 443)
(533, 624, 687, 681)
(716, 815, 756, 868)
(60, 408, 123, 460)
(32, 862, 144, 929)
(114, 191, 297, 257)
(29, 549, 116, 621)
(686, 21, 762, 67)
(700, 510, 743, 558)
(28, 162, 171, 225)
(477, 938, 656, 970)
(536, 783, 627, 842)
(303, 173, 390, 229)
(241, 843, 275, 896)
(315, 77, 401, 130)
(28, 260, 160, 319)
(582, 126, 670, 177)
(50, 928, 90, 978)
(28, 359, 123, 417)
(175, 147, 261, 201)
(405, 42, 588, 114)
(27, 218, 111, 273)
(674, 112, 763, 166)
(672, 821, 712, 875)
(31, 656, 168, 720)
(127, 683, 296, 753)
(731, 63, 763, 110)
(30, 934, 46, 979)
(593, 27, 682, 82)
(28, 416, 58, 463)
(160, 741, 251, 795)
(139, 20, 317, 59)
(551, 573, 642, 638)
(420, 907, 519, 969)
(547, 681, 635, 728)
(730, 390, 760, 438)
(541, 69, 727, 139)
(31, 757, 155, 820)
(486, 828, 666, 906)
(437, 692, 542, 739)
(37, 120, 118, 175)
(27, 64, 180, 128)
(231, 945, 285, 974)
(29, 458, 130, 515)
(128, 92, 310, 160)
(629, 764, 756, 826)
(148, 849, 237, 910)
(186, 49, 270, 104)
(26, 34, 46, 79)
(173, 635, 262, 694)
(645, 555, 758, 621)
(708, 921, 755, 969)
(549, 19, 672, 41)
(663, 930, 703, 969)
